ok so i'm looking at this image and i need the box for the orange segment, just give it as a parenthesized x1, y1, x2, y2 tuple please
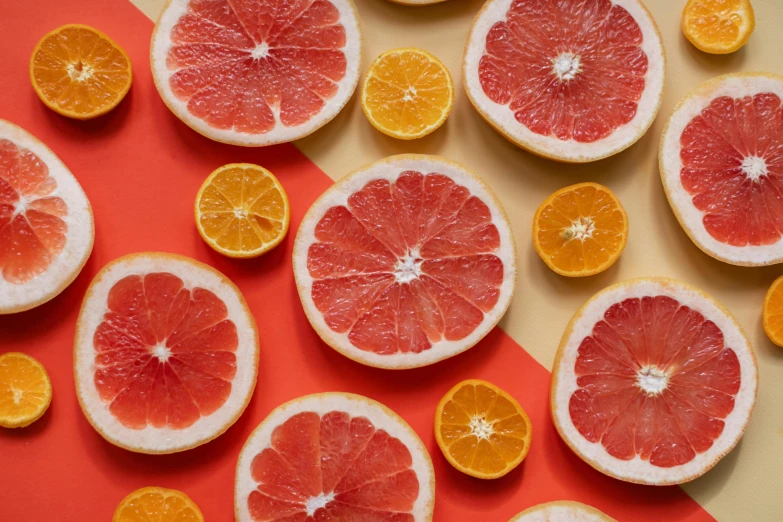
(30, 24, 132, 119)
(763, 275, 783, 347)
(195, 163, 290, 258)
(112, 487, 203, 522)
(682, 0, 755, 54)
(533, 182, 628, 277)
(0, 352, 52, 428)
(361, 48, 454, 140)
(434, 379, 531, 479)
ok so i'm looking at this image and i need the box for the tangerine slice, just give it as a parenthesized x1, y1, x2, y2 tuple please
(682, 0, 755, 54)
(763, 275, 783, 347)
(0, 352, 52, 428)
(112, 487, 204, 522)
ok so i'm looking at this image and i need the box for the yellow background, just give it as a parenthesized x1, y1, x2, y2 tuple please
(131, 0, 783, 519)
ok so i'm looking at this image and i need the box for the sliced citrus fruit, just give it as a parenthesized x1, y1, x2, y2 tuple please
(463, 0, 665, 163)
(0, 119, 94, 314)
(763, 275, 783, 347)
(434, 379, 531, 479)
(30, 24, 132, 119)
(74, 252, 259, 454)
(0, 352, 52, 428)
(361, 48, 454, 140)
(660, 73, 783, 266)
(682, 0, 755, 54)
(510, 501, 616, 522)
(113, 486, 204, 522)
(293, 154, 516, 369)
(195, 163, 290, 258)
(151, 0, 361, 146)
(235, 392, 435, 522)
(551, 277, 758, 485)
(533, 183, 628, 277)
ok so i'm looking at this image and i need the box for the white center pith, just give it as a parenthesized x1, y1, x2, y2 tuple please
(741, 155, 768, 182)
(402, 86, 418, 102)
(636, 366, 669, 396)
(305, 492, 335, 516)
(563, 217, 594, 241)
(469, 415, 494, 440)
(11, 387, 22, 404)
(551, 52, 582, 81)
(251, 42, 270, 59)
(67, 61, 94, 82)
(152, 343, 172, 362)
(12, 196, 29, 217)
(394, 248, 423, 283)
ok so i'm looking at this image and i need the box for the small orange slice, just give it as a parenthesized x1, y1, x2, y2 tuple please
(30, 24, 132, 119)
(112, 487, 204, 522)
(361, 48, 454, 140)
(682, 0, 755, 54)
(763, 275, 783, 347)
(434, 379, 531, 479)
(532, 182, 628, 277)
(195, 163, 290, 258)
(0, 352, 52, 428)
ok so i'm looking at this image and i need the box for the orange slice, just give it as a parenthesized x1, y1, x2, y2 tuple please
(434, 379, 531, 479)
(361, 48, 454, 140)
(112, 487, 204, 522)
(532, 182, 628, 277)
(195, 164, 290, 258)
(0, 352, 52, 428)
(763, 275, 783, 347)
(682, 0, 755, 54)
(30, 24, 132, 119)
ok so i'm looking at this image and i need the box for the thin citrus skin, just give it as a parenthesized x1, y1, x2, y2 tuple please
(30, 24, 132, 120)
(763, 275, 783, 348)
(194, 163, 290, 258)
(682, 0, 755, 55)
(532, 182, 628, 277)
(434, 379, 531, 479)
(550, 277, 758, 485)
(0, 352, 52, 428)
(509, 501, 616, 522)
(112, 487, 204, 522)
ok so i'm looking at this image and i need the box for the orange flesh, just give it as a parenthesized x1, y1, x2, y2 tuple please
(0, 353, 50, 426)
(684, 0, 749, 49)
(764, 276, 783, 346)
(113, 487, 203, 522)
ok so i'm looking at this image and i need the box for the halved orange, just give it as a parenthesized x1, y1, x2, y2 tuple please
(434, 379, 531, 479)
(682, 0, 755, 54)
(361, 48, 454, 140)
(763, 275, 783, 347)
(30, 24, 132, 119)
(532, 182, 628, 277)
(195, 164, 290, 258)
(112, 487, 204, 522)
(0, 352, 52, 428)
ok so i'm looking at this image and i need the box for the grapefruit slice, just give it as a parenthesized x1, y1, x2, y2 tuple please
(0, 119, 94, 314)
(293, 154, 516, 369)
(463, 0, 665, 163)
(235, 392, 435, 522)
(509, 501, 616, 522)
(660, 73, 783, 266)
(150, 0, 361, 147)
(74, 252, 259, 454)
(551, 277, 758, 485)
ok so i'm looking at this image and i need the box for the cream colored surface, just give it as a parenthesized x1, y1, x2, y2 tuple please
(132, 0, 783, 519)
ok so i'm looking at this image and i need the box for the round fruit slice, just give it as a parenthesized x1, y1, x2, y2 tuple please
(151, 0, 361, 146)
(532, 183, 628, 277)
(235, 392, 435, 522)
(113, 487, 204, 522)
(463, 0, 665, 163)
(195, 163, 290, 258)
(551, 277, 758, 485)
(74, 252, 259, 454)
(293, 154, 516, 369)
(434, 379, 531, 479)
(30, 24, 132, 119)
(660, 73, 783, 266)
(509, 501, 616, 522)
(361, 48, 454, 140)
(0, 119, 94, 314)
(682, 0, 755, 55)
(0, 352, 52, 428)
(763, 275, 783, 347)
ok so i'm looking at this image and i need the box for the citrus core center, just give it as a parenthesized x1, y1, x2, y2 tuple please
(636, 366, 669, 396)
(402, 86, 418, 102)
(395, 249, 423, 283)
(11, 387, 23, 404)
(741, 155, 768, 182)
(67, 61, 94, 82)
(469, 415, 494, 440)
(551, 52, 582, 81)
(563, 217, 594, 241)
(305, 492, 334, 516)
(152, 343, 172, 362)
(12, 196, 29, 217)
(251, 42, 270, 59)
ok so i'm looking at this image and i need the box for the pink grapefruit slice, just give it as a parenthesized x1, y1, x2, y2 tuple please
(463, 0, 665, 163)
(660, 73, 783, 266)
(0, 119, 93, 314)
(74, 252, 259, 453)
(235, 392, 435, 522)
(293, 154, 516, 369)
(551, 277, 758, 485)
(150, 0, 361, 147)
(509, 501, 616, 522)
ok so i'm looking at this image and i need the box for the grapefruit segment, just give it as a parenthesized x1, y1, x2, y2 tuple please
(509, 501, 616, 522)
